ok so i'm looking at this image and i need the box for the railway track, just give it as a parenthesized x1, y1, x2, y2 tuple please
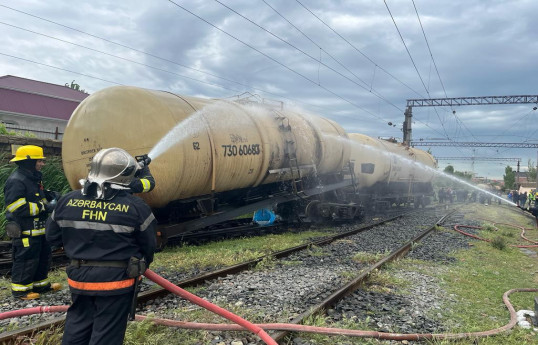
(0, 205, 451, 344)
(0, 206, 415, 276)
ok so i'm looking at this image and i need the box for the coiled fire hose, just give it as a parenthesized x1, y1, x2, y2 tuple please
(0, 270, 536, 342)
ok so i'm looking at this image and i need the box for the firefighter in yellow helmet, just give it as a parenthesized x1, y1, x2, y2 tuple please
(3, 145, 61, 299)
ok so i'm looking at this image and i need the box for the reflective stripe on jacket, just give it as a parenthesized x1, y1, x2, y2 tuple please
(4, 168, 49, 235)
(67, 278, 135, 291)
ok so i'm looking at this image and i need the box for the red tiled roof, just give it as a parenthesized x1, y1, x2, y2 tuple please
(0, 88, 79, 121)
(0, 75, 88, 101)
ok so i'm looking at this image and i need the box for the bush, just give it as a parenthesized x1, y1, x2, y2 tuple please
(0, 123, 36, 137)
(490, 236, 507, 250)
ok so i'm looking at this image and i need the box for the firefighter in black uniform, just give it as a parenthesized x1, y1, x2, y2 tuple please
(4, 145, 61, 300)
(46, 148, 157, 345)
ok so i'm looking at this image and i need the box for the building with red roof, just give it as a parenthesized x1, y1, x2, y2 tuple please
(0, 75, 89, 140)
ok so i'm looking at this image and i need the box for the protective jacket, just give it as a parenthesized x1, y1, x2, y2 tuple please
(4, 168, 49, 236)
(4, 167, 53, 295)
(129, 165, 156, 194)
(46, 189, 156, 296)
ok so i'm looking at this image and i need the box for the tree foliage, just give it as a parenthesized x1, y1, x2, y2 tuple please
(503, 165, 515, 190)
(442, 165, 472, 180)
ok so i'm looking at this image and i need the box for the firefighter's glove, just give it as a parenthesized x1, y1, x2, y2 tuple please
(45, 190, 61, 202)
(134, 164, 151, 178)
(41, 200, 57, 213)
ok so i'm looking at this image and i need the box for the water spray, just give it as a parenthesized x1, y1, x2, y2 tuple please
(329, 134, 517, 206)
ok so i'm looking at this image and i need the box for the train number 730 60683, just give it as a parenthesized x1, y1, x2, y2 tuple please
(221, 144, 261, 156)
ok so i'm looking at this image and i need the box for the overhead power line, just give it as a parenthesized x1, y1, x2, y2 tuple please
(289, 0, 458, 141)
(213, 0, 401, 111)
(411, 142, 538, 148)
(411, 0, 449, 101)
(0, 52, 121, 86)
(166, 0, 393, 125)
(294, 0, 423, 98)
(383, 0, 429, 95)
(1, 4, 354, 112)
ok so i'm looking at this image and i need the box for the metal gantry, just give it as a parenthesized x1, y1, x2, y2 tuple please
(410, 142, 538, 148)
(403, 95, 538, 145)
(435, 157, 521, 162)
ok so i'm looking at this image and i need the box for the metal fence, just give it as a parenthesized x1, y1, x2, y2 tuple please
(3, 124, 63, 140)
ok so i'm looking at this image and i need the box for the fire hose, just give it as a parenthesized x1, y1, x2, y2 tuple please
(453, 224, 538, 248)
(0, 270, 536, 342)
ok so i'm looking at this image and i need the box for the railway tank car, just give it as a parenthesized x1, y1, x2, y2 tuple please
(62, 86, 354, 243)
(347, 134, 437, 209)
(62, 85, 437, 244)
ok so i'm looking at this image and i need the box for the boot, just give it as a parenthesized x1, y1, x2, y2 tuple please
(15, 292, 40, 300)
(34, 282, 63, 294)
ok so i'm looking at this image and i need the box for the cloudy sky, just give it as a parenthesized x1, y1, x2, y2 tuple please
(1, 0, 537, 180)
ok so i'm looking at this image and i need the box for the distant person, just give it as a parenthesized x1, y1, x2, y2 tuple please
(528, 190, 536, 210)
(513, 190, 519, 207)
(3, 145, 61, 300)
(470, 190, 477, 202)
(519, 192, 527, 208)
(46, 148, 156, 345)
(438, 188, 445, 204)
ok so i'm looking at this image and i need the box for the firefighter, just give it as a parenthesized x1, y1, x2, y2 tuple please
(46, 147, 156, 345)
(4, 145, 61, 300)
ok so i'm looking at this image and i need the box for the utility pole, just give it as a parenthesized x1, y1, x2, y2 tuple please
(403, 106, 412, 146)
(516, 161, 519, 190)
(471, 149, 475, 175)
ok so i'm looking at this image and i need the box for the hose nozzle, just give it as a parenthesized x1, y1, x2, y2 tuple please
(135, 154, 151, 168)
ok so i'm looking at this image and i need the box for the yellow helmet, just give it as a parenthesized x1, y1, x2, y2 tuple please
(10, 145, 46, 162)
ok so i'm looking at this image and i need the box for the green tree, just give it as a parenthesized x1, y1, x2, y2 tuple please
(503, 165, 515, 190)
(444, 165, 455, 174)
(453, 170, 473, 180)
(65, 80, 86, 93)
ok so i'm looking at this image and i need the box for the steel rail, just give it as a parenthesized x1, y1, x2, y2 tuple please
(0, 207, 430, 343)
(270, 209, 456, 342)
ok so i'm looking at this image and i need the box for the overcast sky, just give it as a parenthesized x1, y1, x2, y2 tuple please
(1, 0, 537, 180)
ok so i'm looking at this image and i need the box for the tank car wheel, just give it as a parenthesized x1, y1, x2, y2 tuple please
(305, 200, 322, 221)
